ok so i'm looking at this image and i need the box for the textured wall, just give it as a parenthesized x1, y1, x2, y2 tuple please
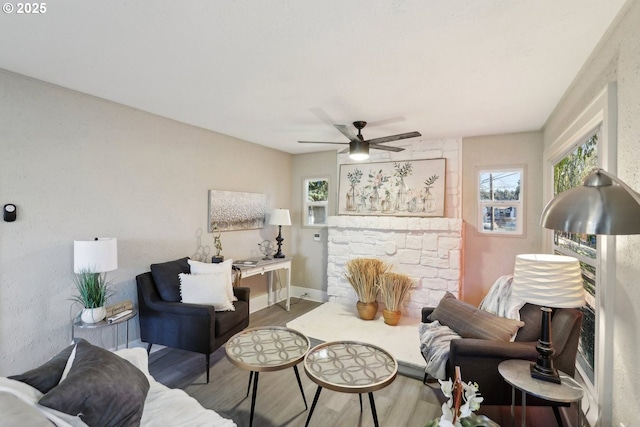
(0, 70, 292, 376)
(542, 2, 640, 425)
(327, 216, 462, 318)
(290, 151, 338, 295)
(461, 131, 544, 306)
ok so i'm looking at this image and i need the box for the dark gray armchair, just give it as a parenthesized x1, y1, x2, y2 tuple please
(422, 303, 583, 419)
(136, 257, 250, 383)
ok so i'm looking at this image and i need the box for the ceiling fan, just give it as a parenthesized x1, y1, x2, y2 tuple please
(298, 120, 421, 161)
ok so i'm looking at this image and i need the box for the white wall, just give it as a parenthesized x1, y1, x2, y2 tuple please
(290, 151, 337, 296)
(0, 70, 292, 375)
(461, 131, 544, 306)
(542, 2, 640, 425)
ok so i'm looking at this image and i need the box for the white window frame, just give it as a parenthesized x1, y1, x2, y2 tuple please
(476, 166, 525, 236)
(543, 82, 616, 427)
(303, 176, 329, 228)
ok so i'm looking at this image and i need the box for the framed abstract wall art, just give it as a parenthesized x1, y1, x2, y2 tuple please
(208, 190, 266, 231)
(338, 159, 446, 217)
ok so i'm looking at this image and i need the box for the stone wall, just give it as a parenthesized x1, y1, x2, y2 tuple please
(326, 216, 462, 318)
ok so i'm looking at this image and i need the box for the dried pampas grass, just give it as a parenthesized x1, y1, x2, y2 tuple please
(344, 258, 390, 303)
(378, 272, 413, 311)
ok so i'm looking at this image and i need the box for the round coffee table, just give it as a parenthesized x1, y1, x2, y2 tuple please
(225, 326, 310, 427)
(303, 340, 398, 427)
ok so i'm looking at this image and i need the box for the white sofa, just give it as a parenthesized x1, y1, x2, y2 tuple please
(0, 345, 235, 427)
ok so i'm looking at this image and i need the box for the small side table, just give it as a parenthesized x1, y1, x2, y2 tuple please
(225, 326, 309, 427)
(71, 308, 138, 350)
(498, 359, 583, 427)
(303, 341, 398, 427)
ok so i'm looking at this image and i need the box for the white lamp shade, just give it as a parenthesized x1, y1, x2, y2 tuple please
(269, 209, 291, 226)
(74, 238, 118, 273)
(511, 254, 585, 308)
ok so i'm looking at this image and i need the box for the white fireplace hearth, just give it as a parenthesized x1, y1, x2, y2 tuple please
(327, 215, 463, 318)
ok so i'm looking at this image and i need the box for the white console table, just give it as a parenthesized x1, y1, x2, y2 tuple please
(233, 257, 292, 311)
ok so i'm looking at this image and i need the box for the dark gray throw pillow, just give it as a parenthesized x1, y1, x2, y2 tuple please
(428, 292, 524, 341)
(38, 339, 150, 427)
(8, 342, 75, 393)
(150, 257, 190, 302)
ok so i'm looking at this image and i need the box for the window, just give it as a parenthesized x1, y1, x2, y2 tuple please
(477, 167, 524, 236)
(552, 133, 598, 383)
(543, 83, 617, 425)
(303, 177, 329, 227)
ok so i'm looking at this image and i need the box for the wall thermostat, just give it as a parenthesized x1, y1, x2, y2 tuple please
(4, 204, 17, 222)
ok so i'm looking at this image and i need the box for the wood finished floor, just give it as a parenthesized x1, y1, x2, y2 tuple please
(148, 299, 580, 427)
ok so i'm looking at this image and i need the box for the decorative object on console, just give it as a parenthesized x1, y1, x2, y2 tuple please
(338, 158, 446, 217)
(73, 237, 118, 324)
(378, 272, 413, 326)
(208, 189, 266, 232)
(269, 208, 291, 258)
(541, 168, 640, 235)
(258, 239, 276, 259)
(211, 223, 224, 263)
(511, 254, 585, 384)
(344, 257, 390, 320)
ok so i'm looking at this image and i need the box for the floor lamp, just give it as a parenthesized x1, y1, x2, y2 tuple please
(511, 254, 585, 383)
(540, 168, 640, 421)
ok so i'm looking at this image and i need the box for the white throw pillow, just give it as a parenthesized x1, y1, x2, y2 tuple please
(188, 259, 237, 302)
(179, 273, 235, 312)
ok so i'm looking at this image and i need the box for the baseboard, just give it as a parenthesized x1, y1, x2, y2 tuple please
(250, 285, 327, 313)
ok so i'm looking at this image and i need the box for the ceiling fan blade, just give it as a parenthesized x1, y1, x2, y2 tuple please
(367, 116, 406, 127)
(298, 141, 349, 145)
(334, 124, 359, 142)
(366, 131, 421, 145)
(369, 144, 404, 152)
(309, 107, 336, 126)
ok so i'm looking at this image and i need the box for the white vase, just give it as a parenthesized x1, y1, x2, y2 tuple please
(81, 306, 106, 324)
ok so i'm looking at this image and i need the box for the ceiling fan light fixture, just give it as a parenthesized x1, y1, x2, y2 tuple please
(349, 140, 369, 161)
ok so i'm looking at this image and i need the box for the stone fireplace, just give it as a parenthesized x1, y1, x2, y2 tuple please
(326, 216, 462, 318)
(327, 138, 463, 318)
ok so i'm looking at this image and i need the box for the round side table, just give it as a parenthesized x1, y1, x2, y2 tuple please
(303, 340, 398, 427)
(498, 359, 584, 427)
(225, 326, 310, 427)
(71, 308, 137, 350)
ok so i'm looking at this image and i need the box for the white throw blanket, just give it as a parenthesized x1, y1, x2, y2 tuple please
(419, 275, 524, 380)
(418, 321, 461, 380)
(479, 275, 524, 323)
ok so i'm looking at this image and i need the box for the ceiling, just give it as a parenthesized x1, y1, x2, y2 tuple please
(0, 1, 628, 155)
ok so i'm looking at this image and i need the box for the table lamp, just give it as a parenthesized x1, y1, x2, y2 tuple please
(269, 209, 291, 258)
(74, 237, 118, 275)
(511, 254, 585, 383)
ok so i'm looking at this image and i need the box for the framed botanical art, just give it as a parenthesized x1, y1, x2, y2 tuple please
(338, 158, 446, 217)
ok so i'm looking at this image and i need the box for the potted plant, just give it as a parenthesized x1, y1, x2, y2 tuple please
(72, 269, 112, 324)
(378, 272, 413, 325)
(344, 258, 389, 320)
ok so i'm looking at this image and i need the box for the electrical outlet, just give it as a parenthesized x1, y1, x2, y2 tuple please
(300, 292, 309, 299)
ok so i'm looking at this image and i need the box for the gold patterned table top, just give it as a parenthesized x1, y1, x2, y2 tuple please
(225, 326, 310, 372)
(304, 341, 398, 393)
